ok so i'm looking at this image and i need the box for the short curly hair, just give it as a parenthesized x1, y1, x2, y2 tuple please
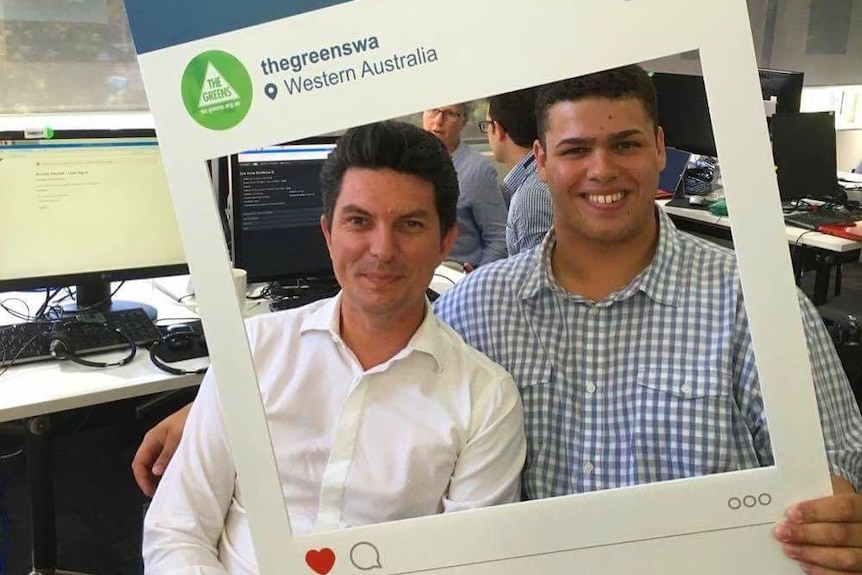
(535, 65, 658, 146)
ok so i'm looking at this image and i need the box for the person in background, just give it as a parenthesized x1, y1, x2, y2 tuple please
(142, 121, 525, 574)
(423, 103, 508, 269)
(482, 87, 553, 256)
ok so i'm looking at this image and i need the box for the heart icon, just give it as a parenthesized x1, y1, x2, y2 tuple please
(305, 548, 336, 575)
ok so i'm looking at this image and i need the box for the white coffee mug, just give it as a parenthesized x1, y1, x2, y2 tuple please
(231, 268, 248, 308)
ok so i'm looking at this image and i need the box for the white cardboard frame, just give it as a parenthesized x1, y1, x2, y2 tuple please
(125, 0, 831, 573)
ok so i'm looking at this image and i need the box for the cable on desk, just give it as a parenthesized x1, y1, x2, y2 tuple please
(178, 293, 196, 303)
(432, 273, 457, 287)
(0, 298, 31, 322)
(794, 229, 818, 248)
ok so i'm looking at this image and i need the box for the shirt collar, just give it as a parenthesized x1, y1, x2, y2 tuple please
(518, 208, 682, 307)
(503, 151, 537, 196)
(301, 292, 447, 371)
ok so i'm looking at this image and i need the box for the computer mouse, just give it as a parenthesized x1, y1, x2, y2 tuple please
(165, 323, 195, 351)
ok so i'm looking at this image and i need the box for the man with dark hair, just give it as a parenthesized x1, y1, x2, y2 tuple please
(142, 121, 525, 574)
(435, 65, 862, 572)
(484, 88, 553, 255)
(423, 103, 508, 269)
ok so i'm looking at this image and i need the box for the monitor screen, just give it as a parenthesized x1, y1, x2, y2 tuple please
(0, 129, 188, 310)
(650, 72, 718, 158)
(759, 68, 804, 115)
(230, 138, 338, 284)
(771, 111, 837, 202)
(659, 146, 693, 196)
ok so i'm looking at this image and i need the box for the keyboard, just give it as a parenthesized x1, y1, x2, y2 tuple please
(269, 292, 334, 312)
(0, 308, 162, 367)
(684, 177, 713, 196)
(784, 209, 862, 230)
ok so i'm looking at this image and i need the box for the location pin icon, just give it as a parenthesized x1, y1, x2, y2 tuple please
(264, 83, 278, 100)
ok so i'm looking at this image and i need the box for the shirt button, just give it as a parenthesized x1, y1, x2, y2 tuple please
(589, 307, 599, 316)
(583, 461, 594, 473)
(586, 383, 597, 394)
(681, 383, 692, 394)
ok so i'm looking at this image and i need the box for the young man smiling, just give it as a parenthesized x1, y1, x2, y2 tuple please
(142, 121, 525, 574)
(435, 66, 862, 573)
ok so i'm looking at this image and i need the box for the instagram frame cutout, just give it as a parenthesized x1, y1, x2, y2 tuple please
(123, 0, 830, 573)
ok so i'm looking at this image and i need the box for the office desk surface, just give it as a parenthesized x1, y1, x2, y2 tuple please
(0, 281, 205, 423)
(658, 199, 862, 253)
(0, 265, 466, 424)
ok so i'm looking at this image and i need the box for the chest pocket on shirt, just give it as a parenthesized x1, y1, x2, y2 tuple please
(633, 367, 734, 481)
(516, 362, 566, 497)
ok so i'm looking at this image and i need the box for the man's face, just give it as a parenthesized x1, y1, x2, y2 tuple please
(535, 97, 666, 247)
(423, 105, 467, 153)
(321, 167, 457, 322)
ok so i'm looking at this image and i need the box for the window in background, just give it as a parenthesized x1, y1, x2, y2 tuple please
(1, 0, 859, 115)
(802, 86, 862, 129)
(0, 0, 148, 114)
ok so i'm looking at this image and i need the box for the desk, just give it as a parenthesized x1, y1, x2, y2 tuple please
(0, 281, 205, 575)
(658, 200, 862, 305)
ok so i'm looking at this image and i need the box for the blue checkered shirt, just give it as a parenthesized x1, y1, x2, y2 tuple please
(502, 152, 536, 206)
(436, 209, 862, 500)
(503, 152, 553, 256)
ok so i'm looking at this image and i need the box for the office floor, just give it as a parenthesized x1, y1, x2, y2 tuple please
(0, 262, 861, 575)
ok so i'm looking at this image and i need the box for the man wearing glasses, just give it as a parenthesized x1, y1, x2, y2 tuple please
(480, 88, 554, 256)
(423, 104, 507, 270)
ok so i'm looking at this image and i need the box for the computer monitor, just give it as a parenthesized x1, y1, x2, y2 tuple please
(759, 68, 804, 115)
(659, 146, 693, 196)
(771, 111, 837, 202)
(230, 137, 339, 285)
(0, 129, 188, 316)
(650, 72, 718, 158)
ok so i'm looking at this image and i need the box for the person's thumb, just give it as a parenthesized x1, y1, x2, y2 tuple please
(152, 434, 181, 476)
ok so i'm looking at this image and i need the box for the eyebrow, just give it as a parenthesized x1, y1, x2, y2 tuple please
(553, 129, 646, 151)
(339, 204, 373, 217)
(338, 205, 433, 220)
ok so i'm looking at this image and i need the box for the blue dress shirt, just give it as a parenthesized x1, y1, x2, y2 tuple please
(503, 152, 553, 256)
(448, 141, 508, 267)
(436, 209, 862, 500)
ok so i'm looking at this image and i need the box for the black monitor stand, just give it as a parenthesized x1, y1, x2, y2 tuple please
(62, 280, 157, 321)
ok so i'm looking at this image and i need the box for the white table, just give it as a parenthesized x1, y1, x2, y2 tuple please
(659, 199, 862, 253)
(0, 281, 205, 575)
(658, 199, 862, 305)
(0, 281, 206, 423)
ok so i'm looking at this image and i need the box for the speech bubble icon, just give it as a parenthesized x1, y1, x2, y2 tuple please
(264, 82, 278, 100)
(350, 541, 382, 571)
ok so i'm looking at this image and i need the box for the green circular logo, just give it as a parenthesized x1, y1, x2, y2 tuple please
(181, 51, 253, 130)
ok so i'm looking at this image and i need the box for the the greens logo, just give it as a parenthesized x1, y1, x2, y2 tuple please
(181, 51, 253, 130)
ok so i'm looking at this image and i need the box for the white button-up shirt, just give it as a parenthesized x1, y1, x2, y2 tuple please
(143, 294, 526, 575)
